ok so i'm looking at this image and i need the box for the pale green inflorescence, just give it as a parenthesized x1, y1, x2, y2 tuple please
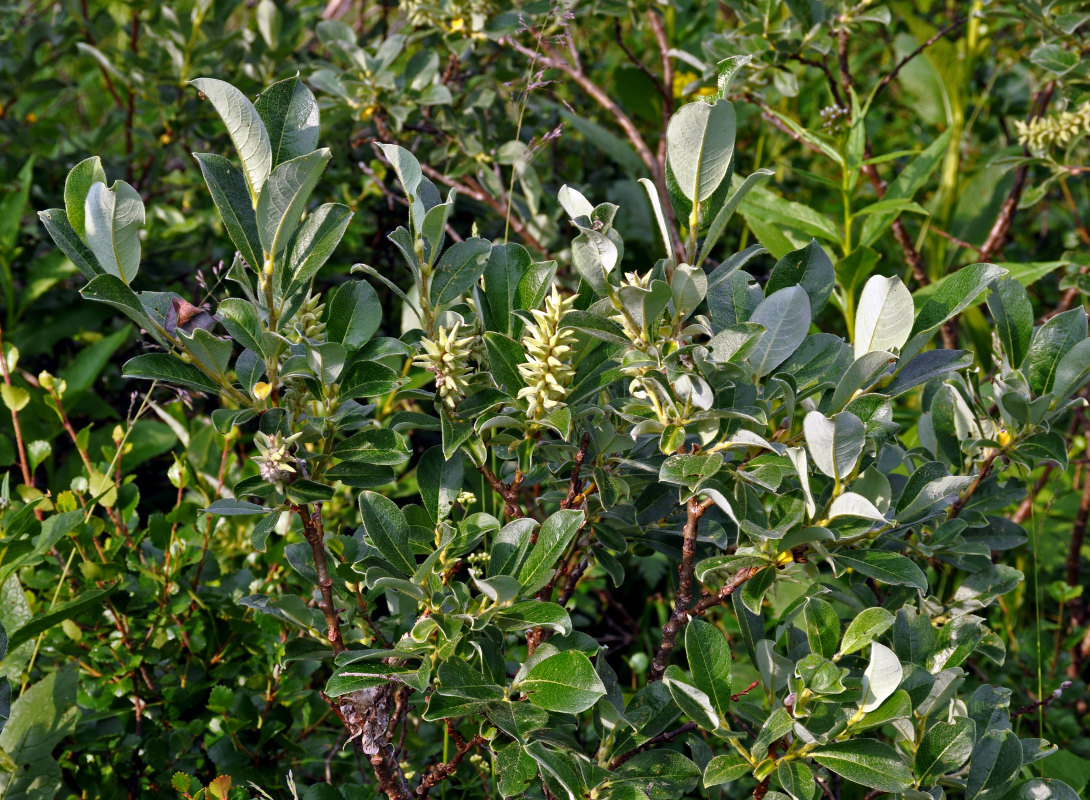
(414, 321, 476, 410)
(254, 430, 303, 493)
(1016, 101, 1090, 155)
(516, 286, 578, 420)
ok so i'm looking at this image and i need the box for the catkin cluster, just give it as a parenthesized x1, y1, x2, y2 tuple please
(415, 322, 475, 410)
(1016, 101, 1090, 156)
(517, 286, 577, 420)
(254, 431, 303, 493)
(288, 292, 326, 342)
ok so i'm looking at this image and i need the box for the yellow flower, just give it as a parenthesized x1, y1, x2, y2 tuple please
(253, 381, 272, 400)
(672, 71, 698, 99)
(24, 111, 37, 124)
(449, 17, 465, 31)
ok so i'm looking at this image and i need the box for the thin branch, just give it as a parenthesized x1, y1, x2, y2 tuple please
(693, 565, 766, 616)
(607, 722, 697, 770)
(613, 18, 667, 103)
(648, 496, 715, 681)
(371, 742, 413, 800)
(872, 18, 970, 102)
(419, 163, 546, 255)
(562, 431, 592, 509)
(295, 504, 346, 654)
(476, 463, 526, 520)
(416, 732, 486, 798)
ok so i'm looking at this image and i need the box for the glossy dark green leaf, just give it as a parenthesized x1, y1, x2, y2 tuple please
(430, 237, 492, 306)
(987, 277, 1033, 367)
(915, 717, 975, 785)
(193, 152, 263, 271)
(357, 491, 416, 576)
(1025, 308, 1087, 395)
(520, 651, 605, 713)
(810, 739, 912, 792)
(518, 508, 583, 596)
(123, 354, 222, 394)
(684, 619, 732, 717)
(835, 550, 927, 592)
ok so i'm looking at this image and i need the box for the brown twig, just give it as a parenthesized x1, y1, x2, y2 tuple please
(294, 503, 346, 654)
(371, 742, 413, 800)
(648, 495, 715, 681)
(693, 566, 765, 616)
(477, 463, 525, 520)
(415, 731, 486, 797)
(607, 722, 697, 770)
(562, 431, 591, 509)
(871, 18, 970, 101)
(946, 450, 1001, 521)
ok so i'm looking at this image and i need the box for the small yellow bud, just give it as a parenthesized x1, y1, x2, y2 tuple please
(448, 17, 465, 31)
(112, 425, 125, 443)
(997, 429, 1011, 447)
(360, 105, 376, 121)
(38, 371, 54, 391)
(24, 112, 37, 124)
(159, 131, 172, 146)
(253, 381, 272, 400)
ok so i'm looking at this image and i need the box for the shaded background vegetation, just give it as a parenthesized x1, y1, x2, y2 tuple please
(0, 0, 1088, 797)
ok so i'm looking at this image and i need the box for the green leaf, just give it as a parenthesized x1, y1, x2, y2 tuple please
(484, 332, 527, 393)
(257, 148, 332, 257)
(839, 608, 895, 656)
(79, 275, 169, 346)
(358, 491, 417, 576)
(663, 665, 718, 730)
(178, 328, 232, 377)
(698, 168, 774, 265)
(204, 499, 268, 516)
(986, 277, 1033, 368)
(854, 274, 913, 359)
(666, 99, 736, 203)
(218, 297, 265, 356)
(123, 354, 222, 394)
(1051, 337, 1090, 402)
(482, 242, 532, 335)
(614, 750, 701, 800)
(0, 384, 28, 413)
(885, 349, 973, 397)
(835, 550, 927, 592)
(684, 619, 733, 717)
(967, 728, 1022, 799)
(777, 759, 816, 800)
(6, 584, 119, 651)
(703, 754, 751, 787)
(339, 361, 402, 399)
(0, 663, 79, 799)
(430, 237, 492, 306)
(810, 739, 913, 792)
(659, 452, 723, 488)
(190, 77, 273, 202)
(326, 281, 381, 348)
(63, 155, 107, 241)
(1002, 779, 1080, 800)
(254, 75, 320, 166)
(440, 406, 475, 460)
(803, 410, 864, 480)
(520, 651, 606, 713)
(827, 492, 887, 522)
(1025, 308, 1087, 395)
(860, 130, 950, 247)
(84, 179, 145, 284)
(749, 286, 811, 376)
(766, 239, 834, 316)
(517, 508, 583, 596)
(38, 209, 102, 280)
(860, 641, 902, 712)
(915, 717, 975, 785)
(910, 263, 1007, 338)
(193, 152, 263, 271)
(417, 446, 463, 525)
(285, 203, 353, 297)
(494, 601, 571, 634)
(802, 597, 839, 659)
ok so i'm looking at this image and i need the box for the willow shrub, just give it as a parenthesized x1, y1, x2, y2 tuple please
(35, 70, 1088, 800)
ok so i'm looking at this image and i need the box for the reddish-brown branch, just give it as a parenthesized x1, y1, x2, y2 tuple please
(693, 566, 765, 616)
(477, 463, 525, 521)
(371, 742, 413, 800)
(649, 496, 715, 681)
(415, 732, 486, 797)
(607, 722, 697, 770)
(562, 432, 591, 509)
(294, 504, 346, 654)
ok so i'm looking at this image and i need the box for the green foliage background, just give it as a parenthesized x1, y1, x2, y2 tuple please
(0, 1, 1089, 799)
